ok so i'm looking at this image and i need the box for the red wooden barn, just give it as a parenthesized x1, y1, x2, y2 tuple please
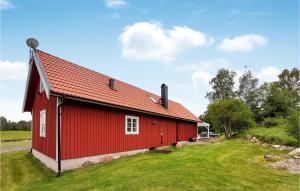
(23, 41, 200, 173)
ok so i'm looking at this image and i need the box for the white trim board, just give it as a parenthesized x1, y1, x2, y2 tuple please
(22, 59, 34, 112)
(32, 51, 51, 99)
(22, 51, 52, 112)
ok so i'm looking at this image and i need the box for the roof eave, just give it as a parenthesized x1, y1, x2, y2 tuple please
(22, 59, 33, 112)
(22, 50, 52, 112)
(50, 92, 200, 123)
(33, 50, 51, 99)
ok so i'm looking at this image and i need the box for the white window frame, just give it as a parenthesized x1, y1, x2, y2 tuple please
(125, 115, 139, 135)
(40, 80, 45, 93)
(40, 109, 46, 137)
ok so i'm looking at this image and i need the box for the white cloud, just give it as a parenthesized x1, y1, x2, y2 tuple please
(256, 66, 280, 83)
(0, 60, 27, 80)
(175, 59, 230, 73)
(191, 70, 212, 88)
(0, 99, 31, 121)
(0, 0, 14, 10)
(218, 34, 268, 52)
(104, 0, 127, 8)
(119, 22, 214, 62)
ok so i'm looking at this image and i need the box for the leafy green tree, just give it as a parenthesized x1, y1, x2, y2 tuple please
(251, 82, 271, 122)
(206, 99, 255, 138)
(262, 83, 296, 118)
(199, 111, 215, 133)
(237, 69, 258, 112)
(0, 116, 31, 131)
(0, 116, 8, 130)
(206, 68, 236, 102)
(278, 68, 300, 93)
(17, 120, 31, 131)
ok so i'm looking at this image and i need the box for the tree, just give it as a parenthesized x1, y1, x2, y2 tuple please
(0, 116, 8, 130)
(199, 111, 215, 133)
(261, 83, 296, 118)
(206, 68, 236, 102)
(237, 69, 258, 112)
(17, 120, 31, 131)
(0, 116, 31, 131)
(206, 99, 255, 138)
(278, 68, 300, 93)
(249, 82, 270, 122)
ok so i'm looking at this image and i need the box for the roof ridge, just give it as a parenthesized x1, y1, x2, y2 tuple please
(35, 49, 179, 105)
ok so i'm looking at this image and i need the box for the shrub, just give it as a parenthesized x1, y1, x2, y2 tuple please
(287, 109, 300, 142)
(261, 117, 287, 128)
(246, 127, 298, 146)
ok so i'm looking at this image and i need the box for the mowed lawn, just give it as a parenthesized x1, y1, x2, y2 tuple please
(0, 131, 31, 141)
(1, 139, 298, 191)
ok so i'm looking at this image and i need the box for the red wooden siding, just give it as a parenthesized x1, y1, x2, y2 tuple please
(178, 121, 197, 141)
(61, 100, 197, 160)
(32, 80, 57, 159)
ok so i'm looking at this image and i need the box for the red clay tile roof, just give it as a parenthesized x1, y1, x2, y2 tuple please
(35, 49, 200, 122)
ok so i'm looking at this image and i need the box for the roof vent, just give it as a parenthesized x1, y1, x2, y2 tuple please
(150, 97, 158, 104)
(109, 78, 115, 90)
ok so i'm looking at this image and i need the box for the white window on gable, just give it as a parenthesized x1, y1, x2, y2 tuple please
(40, 110, 46, 137)
(125, 115, 139, 135)
(40, 80, 44, 93)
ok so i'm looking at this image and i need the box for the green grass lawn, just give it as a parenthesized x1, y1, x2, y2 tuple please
(1, 139, 298, 191)
(245, 126, 298, 146)
(0, 131, 31, 141)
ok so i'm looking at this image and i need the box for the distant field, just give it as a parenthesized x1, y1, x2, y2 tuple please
(1, 139, 298, 191)
(0, 131, 31, 141)
(245, 126, 298, 146)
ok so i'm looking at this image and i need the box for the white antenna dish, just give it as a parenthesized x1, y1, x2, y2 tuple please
(26, 38, 39, 49)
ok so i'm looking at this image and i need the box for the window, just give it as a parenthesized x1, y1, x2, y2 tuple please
(40, 80, 44, 93)
(40, 110, 46, 137)
(125, 115, 139, 135)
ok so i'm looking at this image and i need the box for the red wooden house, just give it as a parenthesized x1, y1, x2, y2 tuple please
(23, 41, 200, 173)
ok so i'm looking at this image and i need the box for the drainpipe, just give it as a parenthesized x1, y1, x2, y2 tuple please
(57, 96, 64, 177)
(176, 121, 179, 143)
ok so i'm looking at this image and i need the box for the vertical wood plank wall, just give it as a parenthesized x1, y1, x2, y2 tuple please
(32, 80, 57, 159)
(60, 100, 197, 160)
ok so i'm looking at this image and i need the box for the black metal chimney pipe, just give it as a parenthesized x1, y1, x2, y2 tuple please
(161, 84, 168, 109)
(109, 78, 115, 90)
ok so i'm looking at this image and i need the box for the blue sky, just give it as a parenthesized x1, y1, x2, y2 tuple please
(0, 0, 299, 121)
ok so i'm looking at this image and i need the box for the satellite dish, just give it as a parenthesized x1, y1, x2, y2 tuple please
(26, 38, 39, 49)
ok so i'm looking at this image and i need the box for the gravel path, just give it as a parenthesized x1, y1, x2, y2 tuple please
(0, 146, 31, 153)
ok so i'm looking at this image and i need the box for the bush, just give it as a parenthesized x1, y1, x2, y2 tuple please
(287, 109, 300, 142)
(246, 127, 298, 146)
(261, 117, 287, 128)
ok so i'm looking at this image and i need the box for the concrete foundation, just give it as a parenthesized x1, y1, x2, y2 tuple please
(32, 148, 148, 172)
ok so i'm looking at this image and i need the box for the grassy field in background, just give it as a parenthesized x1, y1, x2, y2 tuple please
(0, 131, 31, 141)
(245, 126, 298, 146)
(1, 139, 298, 191)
